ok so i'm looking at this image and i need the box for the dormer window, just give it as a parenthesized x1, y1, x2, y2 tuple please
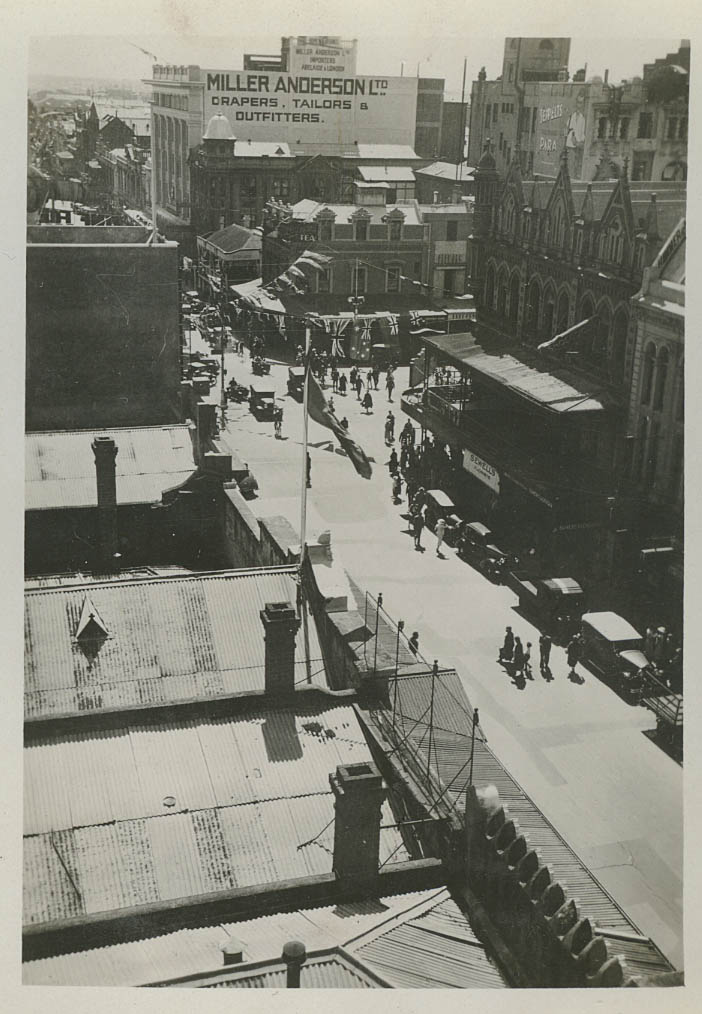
(388, 219, 402, 242)
(315, 209, 336, 243)
(355, 218, 368, 241)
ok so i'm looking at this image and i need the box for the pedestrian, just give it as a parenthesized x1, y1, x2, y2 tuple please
(566, 635, 581, 672)
(408, 631, 420, 656)
(367, 369, 374, 391)
(306, 452, 311, 488)
(435, 517, 447, 556)
(339, 416, 349, 430)
(350, 366, 358, 388)
(401, 419, 415, 447)
(400, 445, 410, 472)
(389, 448, 399, 473)
(355, 376, 364, 400)
(386, 411, 395, 442)
(499, 626, 514, 663)
(274, 405, 283, 438)
(539, 633, 552, 672)
(412, 510, 424, 550)
(331, 366, 339, 392)
(513, 636, 525, 676)
(339, 372, 347, 396)
(327, 396, 335, 416)
(372, 366, 380, 390)
(392, 472, 402, 503)
(524, 642, 533, 679)
(386, 371, 395, 401)
(644, 626, 655, 659)
(362, 390, 373, 414)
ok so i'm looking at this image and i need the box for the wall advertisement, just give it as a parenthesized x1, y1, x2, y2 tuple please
(533, 86, 587, 178)
(204, 69, 419, 147)
(287, 37, 357, 76)
(462, 448, 500, 493)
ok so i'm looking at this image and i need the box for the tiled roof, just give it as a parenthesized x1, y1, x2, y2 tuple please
(23, 697, 409, 926)
(24, 567, 327, 717)
(362, 669, 676, 972)
(25, 425, 197, 512)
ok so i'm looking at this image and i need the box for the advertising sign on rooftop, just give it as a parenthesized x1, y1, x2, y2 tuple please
(204, 69, 418, 148)
(287, 36, 357, 77)
(533, 85, 587, 178)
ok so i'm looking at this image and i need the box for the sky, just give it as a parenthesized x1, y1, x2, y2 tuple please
(28, 34, 683, 101)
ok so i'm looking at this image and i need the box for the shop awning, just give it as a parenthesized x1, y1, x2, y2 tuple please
(423, 334, 615, 414)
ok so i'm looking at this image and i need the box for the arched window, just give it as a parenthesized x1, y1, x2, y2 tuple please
(497, 269, 509, 318)
(592, 304, 611, 358)
(556, 290, 570, 333)
(654, 347, 669, 410)
(542, 286, 556, 336)
(641, 342, 656, 403)
(611, 310, 628, 384)
(484, 262, 496, 310)
(526, 278, 541, 335)
(509, 272, 520, 324)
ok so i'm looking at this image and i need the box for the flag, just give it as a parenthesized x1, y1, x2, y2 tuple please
(388, 314, 399, 336)
(306, 372, 372, 479)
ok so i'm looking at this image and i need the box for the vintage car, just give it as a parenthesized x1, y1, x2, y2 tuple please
(249, 382, 276, 420)
(287, 366, 306, 401)
(423, 489, 458, 532)
(509, 575, 585, 636)
(580, 611, 653, 699)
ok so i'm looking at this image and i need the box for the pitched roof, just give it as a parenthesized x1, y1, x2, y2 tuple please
(358, 165, 416, 182)
(25, 425, 197, 512)
(23, 696, 408, 927)
(202, 222, 262, 255)
(24, 566, 327, 717)
(291, 199, 421, 226)
(415, 161, 474, 179)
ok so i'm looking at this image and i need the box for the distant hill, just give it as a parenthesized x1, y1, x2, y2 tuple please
(29, 73, 148, 101)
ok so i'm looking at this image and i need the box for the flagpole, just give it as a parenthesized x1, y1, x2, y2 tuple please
(299, 321, 312, 569)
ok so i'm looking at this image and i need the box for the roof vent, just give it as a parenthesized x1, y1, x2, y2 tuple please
(75, 594, 108, 641)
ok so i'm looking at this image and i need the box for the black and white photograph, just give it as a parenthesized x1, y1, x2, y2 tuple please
(5, 0, 696, 1002)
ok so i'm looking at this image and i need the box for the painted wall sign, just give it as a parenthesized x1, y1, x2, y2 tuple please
(463, 448, 500, 492)
(204, 69, 418, 147)
(533, 86, 587, 178)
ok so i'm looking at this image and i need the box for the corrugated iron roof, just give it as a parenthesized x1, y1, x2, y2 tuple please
(22, 891, 443, 986)
(25, 425, 196, 511)
(358, 166, 416, 183)
(423, 334, 611, 413)
(24, 567, 327, 717)
(352, 894, 509, 988)
(365, 671, 675, 956)
(23, 700, 409, 926)
(208, 954, 379, 988)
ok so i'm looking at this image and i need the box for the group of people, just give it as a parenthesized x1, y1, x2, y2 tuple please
(499, 626, 555, 682)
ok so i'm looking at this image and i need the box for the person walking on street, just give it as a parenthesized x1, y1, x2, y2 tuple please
(327, 396, 335, 416)
(524, 642, 533, 679)
(408, 631, 420, 656)
(500, 626, 514, 663)
(372, 366, 380, 390)
(274, 405, 283, 438)
(389, 448, 399, 474)
(331, 365, 339, 392)
(339, 416, 349, 430)
(539, 633, 552, 672)
(355, 375, 364, 400)
(367, 369, 374, 392)
(412, 510, 424, 550)
(362, 390, 373, 414)
(513, 636, 525, 677)
(566, 635, 581, 673)
(392, 472, 402, 503)
(339, 372, 347, 396)
(386, 411, 395, 442)
(386, 371, 395, 401)
(350, 366, 358, 389)
(435, 517, 447, 556)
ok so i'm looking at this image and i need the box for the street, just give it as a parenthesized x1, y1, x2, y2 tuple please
(195, 332, 682, 969)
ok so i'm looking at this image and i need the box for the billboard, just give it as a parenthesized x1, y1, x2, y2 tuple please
(533, 86, 586, 178)
(287, 36, 357, 76)
(462, 448, 500, 493)
(204, 70, 419, 147)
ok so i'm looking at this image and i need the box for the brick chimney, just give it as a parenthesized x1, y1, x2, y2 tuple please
(330, 761, 385, 886)
(92, 436, 119, 570)
(260, 601, 300, 696)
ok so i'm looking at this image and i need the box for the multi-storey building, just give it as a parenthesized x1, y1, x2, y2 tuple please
(468, 38, 689, 182)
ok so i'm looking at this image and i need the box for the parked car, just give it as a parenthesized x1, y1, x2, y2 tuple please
(580, 611, 653, 700)
(287, 366, 305, 401)
(508, 574, 585, 636)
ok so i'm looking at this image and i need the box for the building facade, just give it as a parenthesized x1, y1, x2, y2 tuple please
(419, 202, 472, 299)
(468, 38, 689, 182)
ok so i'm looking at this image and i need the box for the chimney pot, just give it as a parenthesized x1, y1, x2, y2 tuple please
(221, 936, 245, 965)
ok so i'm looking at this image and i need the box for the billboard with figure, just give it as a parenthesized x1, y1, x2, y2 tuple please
(204, 69, 419, 147)
(534, 86, 587, 178)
